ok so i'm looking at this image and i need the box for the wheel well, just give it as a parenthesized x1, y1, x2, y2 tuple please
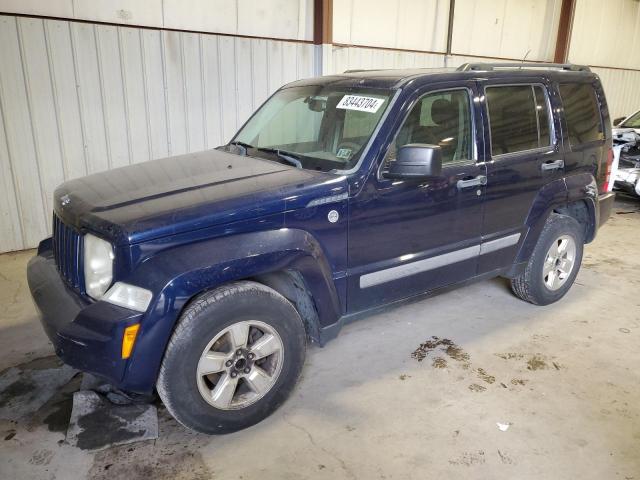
(251, 270, 322, 345)
(553, 200, 595, 243)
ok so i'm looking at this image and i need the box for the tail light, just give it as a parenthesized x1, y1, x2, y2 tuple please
(601, 148, 613, 193)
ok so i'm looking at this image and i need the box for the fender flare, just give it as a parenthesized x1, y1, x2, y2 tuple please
(514, 178, 567, 265)
(514, 174, 597, 266)
(121, 228, 342, 392)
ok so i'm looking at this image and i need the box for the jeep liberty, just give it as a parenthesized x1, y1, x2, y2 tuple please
(28, 63, 616, 434)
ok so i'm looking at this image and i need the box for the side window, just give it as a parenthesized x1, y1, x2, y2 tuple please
(559, 83, 603, 146)
(486, 85, 552, 156)
(389, 89, 473, 165)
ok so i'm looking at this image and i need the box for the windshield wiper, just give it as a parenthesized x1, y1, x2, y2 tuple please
(227, 141, 254, 155)
(257, 148, 303, 169)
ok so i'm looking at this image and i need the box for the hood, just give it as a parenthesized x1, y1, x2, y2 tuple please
(54, 149, 346, 245)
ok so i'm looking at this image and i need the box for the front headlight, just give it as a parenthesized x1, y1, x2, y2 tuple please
(83, 233, 114, 299)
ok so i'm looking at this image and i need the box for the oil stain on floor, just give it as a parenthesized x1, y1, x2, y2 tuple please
(411, 337, 496, 391)
(0, 355, 77, 421)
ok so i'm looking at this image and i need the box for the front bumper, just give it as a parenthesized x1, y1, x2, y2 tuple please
(27, 240, 143, 389)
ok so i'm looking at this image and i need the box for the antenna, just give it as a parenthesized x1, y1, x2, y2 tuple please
(521, 49, 531, 69)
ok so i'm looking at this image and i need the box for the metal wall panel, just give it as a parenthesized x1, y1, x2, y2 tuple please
(0, 0, 314, 41)
(333, 0, 560, 62)
(333, 0, 450, 52)
(0, 15, 317, 252)
(332, 45, 445, 73)
(591, 67, 640, 120)
(570, 0, 640, 70)
(451, 0, 562, 62)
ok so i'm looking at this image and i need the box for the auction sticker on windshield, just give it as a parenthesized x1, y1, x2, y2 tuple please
(337, 95, 385, 113)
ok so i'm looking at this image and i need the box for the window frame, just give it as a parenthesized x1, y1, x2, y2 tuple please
(379, 86, 478, 178)
(484, 83, 556, 160)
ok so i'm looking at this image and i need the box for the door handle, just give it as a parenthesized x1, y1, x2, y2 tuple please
(541, 159, 564, 171)
(457, 175, 487, 190)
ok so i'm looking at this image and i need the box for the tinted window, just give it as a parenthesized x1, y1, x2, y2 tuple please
(487, 86, 542, 155)
(559, 83, 603, 145)
(389, 89, 473, 164)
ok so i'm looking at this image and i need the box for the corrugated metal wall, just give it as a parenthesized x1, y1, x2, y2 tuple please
(2, 1, 640, 253)
(569, 0, 640, 70)
(568, 0, 640, 120)
(590, 67, 640, 121)
(0, 0, 315, 41)
(333, 0, 450, 52)
(0, 15, 317, 252)
(451, 0, 562, 61)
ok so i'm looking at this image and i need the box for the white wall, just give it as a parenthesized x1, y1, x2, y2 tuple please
(592, 67, 640, 120)
(0, 15, 316, 252)
(332, 0, 561, 61)
(569, 0, 640, 70)
(0, 0, 315, 41)
(451, 0, 562, 61)
(2, 2, 640, 253)
(333, 0, 450, 52)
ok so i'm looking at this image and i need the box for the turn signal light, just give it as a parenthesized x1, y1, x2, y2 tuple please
(121, 324, 140, 359)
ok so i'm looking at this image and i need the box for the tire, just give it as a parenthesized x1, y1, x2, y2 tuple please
(511, 213, 584, 306)
(157, 281, 306, 434)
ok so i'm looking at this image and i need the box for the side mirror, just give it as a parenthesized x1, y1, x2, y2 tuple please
(613, 116, 626, 127)
(385, 144, 443, 180)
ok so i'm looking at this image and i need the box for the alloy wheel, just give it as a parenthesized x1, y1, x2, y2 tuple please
(196, 320, 284, 410)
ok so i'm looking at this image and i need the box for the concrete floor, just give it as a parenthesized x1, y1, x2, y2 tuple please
(1, 195, 639, 480)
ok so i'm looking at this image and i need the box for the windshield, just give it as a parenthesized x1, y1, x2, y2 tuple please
(621, 110, 640, 128)
(231, 85, 394, 171)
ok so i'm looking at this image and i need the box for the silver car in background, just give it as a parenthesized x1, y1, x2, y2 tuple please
(612, 112, 640, 198)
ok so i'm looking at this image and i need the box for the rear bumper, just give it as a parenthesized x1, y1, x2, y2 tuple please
(27, 241, 144, 390)
(597, 192, 615, 228)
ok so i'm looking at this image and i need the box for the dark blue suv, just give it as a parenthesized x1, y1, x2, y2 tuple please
(28, 63, 615, 434)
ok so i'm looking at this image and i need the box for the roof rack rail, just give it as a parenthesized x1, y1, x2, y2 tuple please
(457, 62, 591, 73)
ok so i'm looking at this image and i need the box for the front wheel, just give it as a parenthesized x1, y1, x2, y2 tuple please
(157, 281, 306, 434)
(511, 213, 584, 305)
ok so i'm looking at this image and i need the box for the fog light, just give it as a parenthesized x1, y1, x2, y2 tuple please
(122, 324, 140, 359)
(103, 282, 153, 312)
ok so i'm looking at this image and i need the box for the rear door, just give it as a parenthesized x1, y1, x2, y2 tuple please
(477, 80, 564, 274)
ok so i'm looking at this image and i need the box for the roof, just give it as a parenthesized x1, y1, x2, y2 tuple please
(287, 63, 597, 91)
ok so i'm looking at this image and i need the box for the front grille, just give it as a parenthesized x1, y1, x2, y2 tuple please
(52, 214, 83, 290)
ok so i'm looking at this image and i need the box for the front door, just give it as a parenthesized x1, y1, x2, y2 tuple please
(347, 83, 487, 312)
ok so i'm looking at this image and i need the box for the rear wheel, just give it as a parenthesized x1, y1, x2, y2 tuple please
(511, 213, 584, 305)
(157, 281, 306, 434)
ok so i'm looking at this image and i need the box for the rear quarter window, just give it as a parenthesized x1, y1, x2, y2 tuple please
(559, 83, 603, 146)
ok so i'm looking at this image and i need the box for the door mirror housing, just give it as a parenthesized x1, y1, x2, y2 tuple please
(385, 144, 443, 180)
(613, 116, 626, 127)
